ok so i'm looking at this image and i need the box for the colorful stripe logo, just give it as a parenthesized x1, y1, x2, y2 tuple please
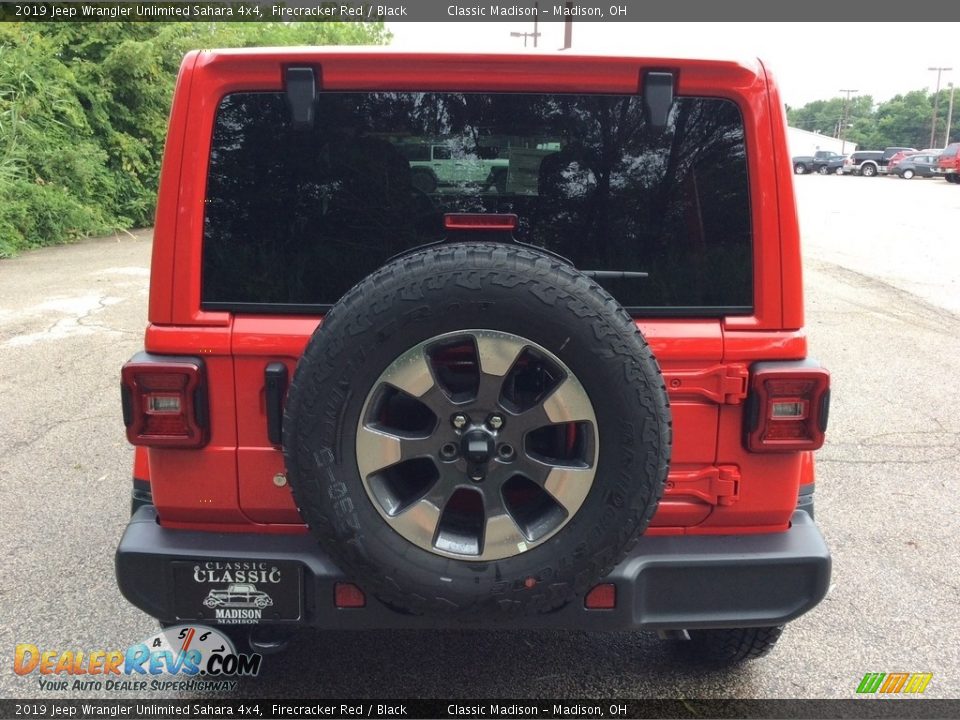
(857, 672, 933, 694)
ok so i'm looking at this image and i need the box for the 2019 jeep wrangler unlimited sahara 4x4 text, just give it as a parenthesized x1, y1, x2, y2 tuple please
(116, 50, 831, 665)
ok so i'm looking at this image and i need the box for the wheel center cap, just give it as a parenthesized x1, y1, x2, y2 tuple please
(462, 429, 495, 464)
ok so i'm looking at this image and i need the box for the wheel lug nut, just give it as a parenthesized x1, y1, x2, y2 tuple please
(439, 442, 458, 460)
(487, 414, 504, 430)
(452, 414, 468, 429)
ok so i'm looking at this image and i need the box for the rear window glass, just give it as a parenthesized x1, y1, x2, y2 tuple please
(202, 92, 753, 315)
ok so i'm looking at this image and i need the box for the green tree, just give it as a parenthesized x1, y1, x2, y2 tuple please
(787, 87, 954, 152)
(0, 21, 389, 257)
(787, 95, 874, 143)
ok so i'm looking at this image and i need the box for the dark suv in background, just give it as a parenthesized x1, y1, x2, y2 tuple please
(842, 147, 915, 176)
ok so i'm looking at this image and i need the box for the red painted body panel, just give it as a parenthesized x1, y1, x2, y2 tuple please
(758, 60, 805, 331)
(149, 51, 198, 325)
(137, 50, 818, 537)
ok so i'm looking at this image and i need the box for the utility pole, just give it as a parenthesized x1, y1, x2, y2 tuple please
(839, 88, 858, 154)
(946, 83, 955, 147)
(509, 2, 540, 48)
(560, 2, 573, 49)
(928, 66, 952, 148)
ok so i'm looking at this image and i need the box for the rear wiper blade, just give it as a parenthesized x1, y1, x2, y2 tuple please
(580, 270, 649, 279)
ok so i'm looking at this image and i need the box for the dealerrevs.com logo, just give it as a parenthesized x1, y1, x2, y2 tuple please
(14, 625, 261, 692)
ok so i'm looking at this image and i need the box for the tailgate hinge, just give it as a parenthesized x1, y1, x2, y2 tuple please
(663, 363, 749, 405)
(665, 465, 741, 506)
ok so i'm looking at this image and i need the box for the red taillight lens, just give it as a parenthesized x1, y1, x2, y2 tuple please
(584, 583, 617, 609)
(745, 362, 830, 453)
(121, 355, 208, 448)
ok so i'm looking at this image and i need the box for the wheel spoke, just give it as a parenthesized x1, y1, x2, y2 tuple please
(541, 375, 595, 424)
(389, 496, 443, 549)
(481, 512, 529, 559)
(473, 331, 528, 408)
(356, 426, 403, 478)
(474, 331, 527, 377)
(508, 403, 552, 435)
(379, 346, 435, 398)
(507, 375, 596, 435)
(480, 492, 529, 559)
(542, 466, 595, 515)
(356, 427, 439, 478)
(417, 383, 460, 417)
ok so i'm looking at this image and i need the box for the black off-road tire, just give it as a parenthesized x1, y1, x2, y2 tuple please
(410, 168, 438, 193)
(685, 626, 785, 664)
(282, 243, 672, 617)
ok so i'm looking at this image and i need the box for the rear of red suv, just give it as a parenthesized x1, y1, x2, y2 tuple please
(935, 142, 960, 182)
(116, 50, 831, 664)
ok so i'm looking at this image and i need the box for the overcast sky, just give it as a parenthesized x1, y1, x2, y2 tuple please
(386, 22, 960, 107)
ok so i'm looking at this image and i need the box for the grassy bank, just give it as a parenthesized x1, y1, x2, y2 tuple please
(0, 22, 389, 258)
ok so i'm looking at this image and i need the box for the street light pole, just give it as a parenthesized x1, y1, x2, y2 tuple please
(946, 83, 956, 147)
(928, 66, 952, 148)
(839, 88, 858, 154)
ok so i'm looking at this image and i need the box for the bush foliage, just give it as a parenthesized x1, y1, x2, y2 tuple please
(0, 22, 389, 257)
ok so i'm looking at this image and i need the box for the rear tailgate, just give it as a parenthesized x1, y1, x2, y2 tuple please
(231, 318, 739, 529)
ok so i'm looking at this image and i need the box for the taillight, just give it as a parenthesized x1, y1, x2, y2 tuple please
(121, 353, 208, 448)
(744, 361, 830, 453)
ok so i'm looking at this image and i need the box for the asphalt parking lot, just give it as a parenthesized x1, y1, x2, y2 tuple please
(1, 173, 959, 700)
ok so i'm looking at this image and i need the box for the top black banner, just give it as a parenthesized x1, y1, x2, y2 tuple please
(1, 1, 958, 22)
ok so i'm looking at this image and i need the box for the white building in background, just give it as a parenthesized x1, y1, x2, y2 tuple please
(786, 127, 857, 157)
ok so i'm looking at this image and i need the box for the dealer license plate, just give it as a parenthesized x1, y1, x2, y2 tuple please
(172, 560, 303, 624)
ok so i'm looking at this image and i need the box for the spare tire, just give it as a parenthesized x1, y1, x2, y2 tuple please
(283, 242, 671, 616)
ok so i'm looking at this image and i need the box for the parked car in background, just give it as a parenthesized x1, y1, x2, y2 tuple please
(934, 143, 960, 183)
(823, 154, 846, 175)
(842, 147, 916, 176)
(885, 150, 920, 174)
(878, 147, 917, 175)
(890, 153, 940, 179)
(842, 151, 883, 176)
(792, 150, 844, 175)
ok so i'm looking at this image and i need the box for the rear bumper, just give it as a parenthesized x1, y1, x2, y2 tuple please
(117, 507, 830, 631)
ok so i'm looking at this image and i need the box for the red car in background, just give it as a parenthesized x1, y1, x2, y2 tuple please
(935, 143, 960, 182)
(885, 150, 920, 174)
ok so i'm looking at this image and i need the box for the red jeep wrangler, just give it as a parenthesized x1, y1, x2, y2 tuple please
(117, 49, 831, 664)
